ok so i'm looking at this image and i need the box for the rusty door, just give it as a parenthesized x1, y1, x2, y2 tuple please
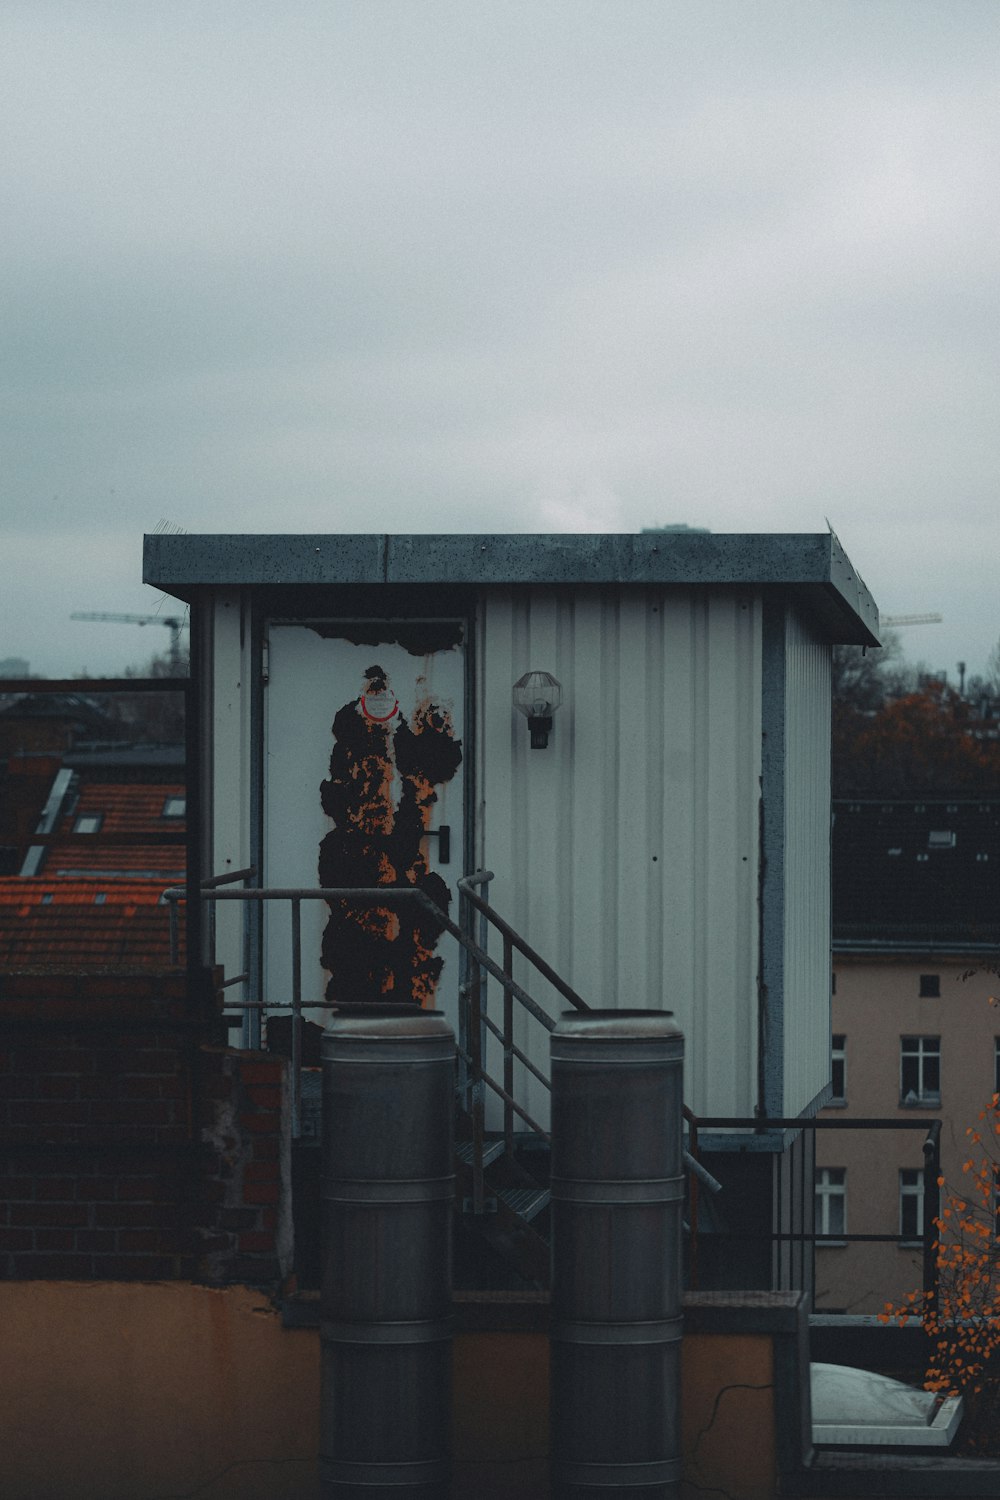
(263, 623, 466, 1036)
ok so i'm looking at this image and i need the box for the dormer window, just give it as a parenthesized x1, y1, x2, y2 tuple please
(73, 813, 103, 834)
(162, 796, 186, 819)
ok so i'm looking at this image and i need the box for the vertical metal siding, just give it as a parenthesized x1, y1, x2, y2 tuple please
(782, 609, 832, 1116)
(478, 587, 762, 1120)
(209, 589, 254, 985)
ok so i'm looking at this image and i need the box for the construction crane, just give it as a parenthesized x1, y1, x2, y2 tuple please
(70, 612, 189, 672)
(881, 613, 943, 628)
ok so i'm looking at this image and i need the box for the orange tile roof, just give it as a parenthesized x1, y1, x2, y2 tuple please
(69, 782, 186, 833)
(44, 781, 185, 880)
(0, 877, 185, 967)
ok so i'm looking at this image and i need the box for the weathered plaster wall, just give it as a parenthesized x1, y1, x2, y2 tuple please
(0, 1282, 319, 1500)
(0, 1284, 792, 1500)
(681, 1333, 776, 1500)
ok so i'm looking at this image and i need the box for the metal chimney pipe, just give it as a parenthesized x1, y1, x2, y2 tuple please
(320, 1004, 455, 1497)
(550, 1009, 685, 1498)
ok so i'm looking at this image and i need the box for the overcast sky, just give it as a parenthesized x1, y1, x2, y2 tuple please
(2, 1, 997, 681)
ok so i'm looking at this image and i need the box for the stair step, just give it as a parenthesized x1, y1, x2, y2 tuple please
(497, 1186, 550, 1222)
(455, 1139, 505, 1169)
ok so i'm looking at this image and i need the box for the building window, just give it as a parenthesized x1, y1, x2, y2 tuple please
(901, 1036, 940, 1106)
(162, 795, 186, 819)
(73, 812, 103, 834)
(928, 830, 956, 849)
(815, 1168, 846, 1242)
(899, 1169, 924, 1242)
(919, 974, 941, 998)
(830, 1035, 846, 1105)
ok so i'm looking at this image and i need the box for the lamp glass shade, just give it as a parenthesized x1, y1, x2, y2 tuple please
(512, 670, 562, 719)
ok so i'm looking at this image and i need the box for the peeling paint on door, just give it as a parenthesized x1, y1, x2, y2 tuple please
(318, 663, 463, 1006)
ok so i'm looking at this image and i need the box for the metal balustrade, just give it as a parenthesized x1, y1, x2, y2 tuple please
(165, 869, 942, 1305)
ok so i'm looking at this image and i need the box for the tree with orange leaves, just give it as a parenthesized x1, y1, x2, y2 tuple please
(834, 680, 1000, 798)
(881, 1094, 1000, 1452)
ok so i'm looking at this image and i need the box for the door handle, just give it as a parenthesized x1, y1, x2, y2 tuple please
(424, 824, 451, 865)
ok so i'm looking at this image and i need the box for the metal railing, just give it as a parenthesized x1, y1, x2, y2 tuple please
(685, 1112, 942, 1310)
(172, 867, 722, 1222)
(456, 871, 590, 1213)
(164, 872, 584, 1146)
(167, 867, 939, 1309)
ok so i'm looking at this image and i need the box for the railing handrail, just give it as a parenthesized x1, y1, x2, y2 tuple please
(183, 877, 575, 1150)
(457, 870, 590, 1014)
(685, 1108, 941, 1312)
(182, 872, 940, 1310)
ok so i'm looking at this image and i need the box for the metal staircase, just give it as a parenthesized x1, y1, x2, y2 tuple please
(451, 870, 590, 1289)
(179, 866, 718, 1290)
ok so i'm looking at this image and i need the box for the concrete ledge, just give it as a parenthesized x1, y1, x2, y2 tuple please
(790, 1451, 1000, 1497)
(684, 1288, 805, 1335)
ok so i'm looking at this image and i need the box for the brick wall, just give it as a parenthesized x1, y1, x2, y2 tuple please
(197, 1048, 292, 1284)
(0, 970, 292, 1285)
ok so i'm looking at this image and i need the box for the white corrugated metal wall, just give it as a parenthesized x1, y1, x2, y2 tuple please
(202, 585, 832, 1124)
(781, 607, 832, 1117)
(207, 589, 256, 987)
(476, 586, 762, 1122)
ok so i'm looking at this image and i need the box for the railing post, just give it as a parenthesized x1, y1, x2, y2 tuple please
(550, 1010, 685, 1498)
(291, 897, 302, 1138)
(685, 1108, 700, 1292)
(923, 1123, 941, 1317)
(503, 932, 514, 1159)
(167, 893, 179, 965)
(469, 965, 486, 1215)
(320, 1005, 455, 1497)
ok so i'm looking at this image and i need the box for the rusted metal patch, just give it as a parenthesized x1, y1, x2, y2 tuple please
(318, 663, 462, 1006)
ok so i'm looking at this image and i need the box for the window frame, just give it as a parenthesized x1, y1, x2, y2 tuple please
(900, 1035, 941, 1107)
(899, 1168, 924, 1245)
(830, 1034, 847, 1106)
(815, 1167, 847, 1245)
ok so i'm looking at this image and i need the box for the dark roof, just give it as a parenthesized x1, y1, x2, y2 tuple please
(144, 531, 879, 645)
(65, 743, 186, 771)
(833, 798, 1000, 951)
(0, 692, 122, 729)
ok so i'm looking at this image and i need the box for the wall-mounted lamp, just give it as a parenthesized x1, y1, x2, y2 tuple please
(513, 670, 563, 749)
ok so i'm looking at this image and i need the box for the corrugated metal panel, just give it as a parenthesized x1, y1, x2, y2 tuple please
(209, 590, 254, 982)
(477, 587, 762, 1121)
(782, 608, 832, 1117)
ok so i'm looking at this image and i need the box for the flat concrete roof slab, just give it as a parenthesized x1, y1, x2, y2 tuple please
(143, 531, 879, 644)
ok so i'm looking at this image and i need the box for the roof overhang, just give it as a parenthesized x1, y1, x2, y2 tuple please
(144, 531, 879, 646)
